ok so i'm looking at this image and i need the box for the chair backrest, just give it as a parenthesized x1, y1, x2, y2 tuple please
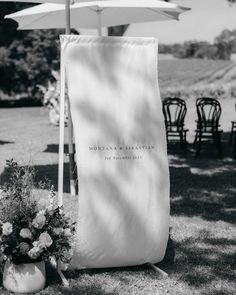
(162, 97, 187, 128)
(196, 97, 221, 129)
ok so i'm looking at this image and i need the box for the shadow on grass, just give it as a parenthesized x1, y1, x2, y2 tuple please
(0, 140, 14, 145)
(167, 131, 235, 159)
(58, 285, 119, 295)
(173, 234, 236, 289)
(165, 138, 236, 291)
(44, 144, 69, 154)
(168, 138, 236, 224)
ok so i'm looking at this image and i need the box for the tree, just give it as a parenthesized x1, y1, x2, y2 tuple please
(215, 29, 236, 53)
(227, 0, 236, 4)
(0, 3, 32, 46)
(0, 3, 64, 101)
(108, 25, 129, 36)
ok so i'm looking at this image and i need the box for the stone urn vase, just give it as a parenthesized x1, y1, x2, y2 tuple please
(3, 260, 46, 293)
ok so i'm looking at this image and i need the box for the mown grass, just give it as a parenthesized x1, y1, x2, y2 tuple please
(0, 105, 235, 295)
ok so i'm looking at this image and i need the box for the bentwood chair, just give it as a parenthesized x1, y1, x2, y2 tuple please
(229, 103, 236, 144)
(194, 97, 222, 158)
(162, 97, 188, 146)
(229, 103, 236, 159)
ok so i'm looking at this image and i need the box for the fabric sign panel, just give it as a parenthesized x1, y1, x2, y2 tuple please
(60, 35, 169, 269)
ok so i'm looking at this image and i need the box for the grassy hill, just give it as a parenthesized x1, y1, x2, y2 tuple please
(158, 59, 236, 100)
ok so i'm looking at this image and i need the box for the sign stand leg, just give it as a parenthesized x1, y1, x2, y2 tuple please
(67, 101, 76, 196)
(146, 263, 168, 277)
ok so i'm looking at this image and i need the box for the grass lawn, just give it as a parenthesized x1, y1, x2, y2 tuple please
(0, 106, 235, 295)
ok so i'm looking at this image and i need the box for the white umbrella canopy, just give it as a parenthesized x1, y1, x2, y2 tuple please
(1, 0, 97, 3)
(5, 0, 190, 31)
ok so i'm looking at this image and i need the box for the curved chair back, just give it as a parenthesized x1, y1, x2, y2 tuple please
(162, 97, 187, 130)
(196, 97, 221, 130)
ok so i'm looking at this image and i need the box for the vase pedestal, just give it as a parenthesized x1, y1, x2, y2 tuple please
(3, 260, 46, 293)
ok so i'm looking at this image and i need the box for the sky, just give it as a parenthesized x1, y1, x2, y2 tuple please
(125, 0, 236, 44)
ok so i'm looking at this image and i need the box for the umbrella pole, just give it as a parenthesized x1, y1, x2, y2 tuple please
(65, 0, 70, 34)
(58, 0, 76, 207)
(58, 39, 66, 207)
(97, 9, 102, 36)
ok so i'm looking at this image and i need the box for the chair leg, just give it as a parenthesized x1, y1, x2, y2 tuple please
(166, 132, 169, 144)
(181, 131, 188, 151)
(194, 131, 198, 145)
(212, 131, 217, 145)
(215, 131, 222, 159)
(180, 131, 184, 145)
(229, 123, 234, 144)
(195, 131, 202, 157)
(233, 132, 236, 159)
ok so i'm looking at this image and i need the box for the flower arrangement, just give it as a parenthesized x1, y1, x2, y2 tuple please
(0, 159, 75, 266)
(39, 70, 68, 126)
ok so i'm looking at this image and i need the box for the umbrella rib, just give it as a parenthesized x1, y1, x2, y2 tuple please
(148, 8, 179, 21)
(87, 6, 105, 13)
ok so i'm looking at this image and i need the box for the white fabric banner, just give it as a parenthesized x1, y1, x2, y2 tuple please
(61, 35, 170, 269)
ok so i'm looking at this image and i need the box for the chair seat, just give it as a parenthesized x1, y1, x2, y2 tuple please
(166, 125, 188, 132)
(195, 126, 221, 133)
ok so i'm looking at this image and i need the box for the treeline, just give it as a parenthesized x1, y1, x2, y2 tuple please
(0, 2, 236, 103)
(0, 3, 128, 103)
(0, 3, 64, 102)
(159, 29, 236, 60)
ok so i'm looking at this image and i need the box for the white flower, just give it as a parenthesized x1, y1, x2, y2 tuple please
(38, 198, 49, 210)
(0, 189, 4, 199)
(32, 240, 43, 250)
(2, 222, 13, 236)
(64, 228, 72, 237)
(47, 204, 54, 212)
(32, 213, 46, 229)
(20, 228, 32, 239)
(38, 209, 46, 215)
(53, 227, 63, 235)
(28, 246, 42, 259)
(39, 232, 53, 248)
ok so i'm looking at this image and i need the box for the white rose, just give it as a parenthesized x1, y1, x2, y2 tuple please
(2, 222, 13, 236)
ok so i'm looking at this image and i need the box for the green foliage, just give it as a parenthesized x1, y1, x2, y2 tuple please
(0, 2, 32, 47)
(160, 28, 236, 60)
(227, 0, 236, 4)
(172, 40, 231, 60)
(0, 3, 63, 101)
(108, 25, 129, 36)
(215, 28, 236, 53)
(0, 1, 129, 103)
(0, 29, 62, 101)
(41, 70, 68, 126)
(0, 160, 75, 265)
